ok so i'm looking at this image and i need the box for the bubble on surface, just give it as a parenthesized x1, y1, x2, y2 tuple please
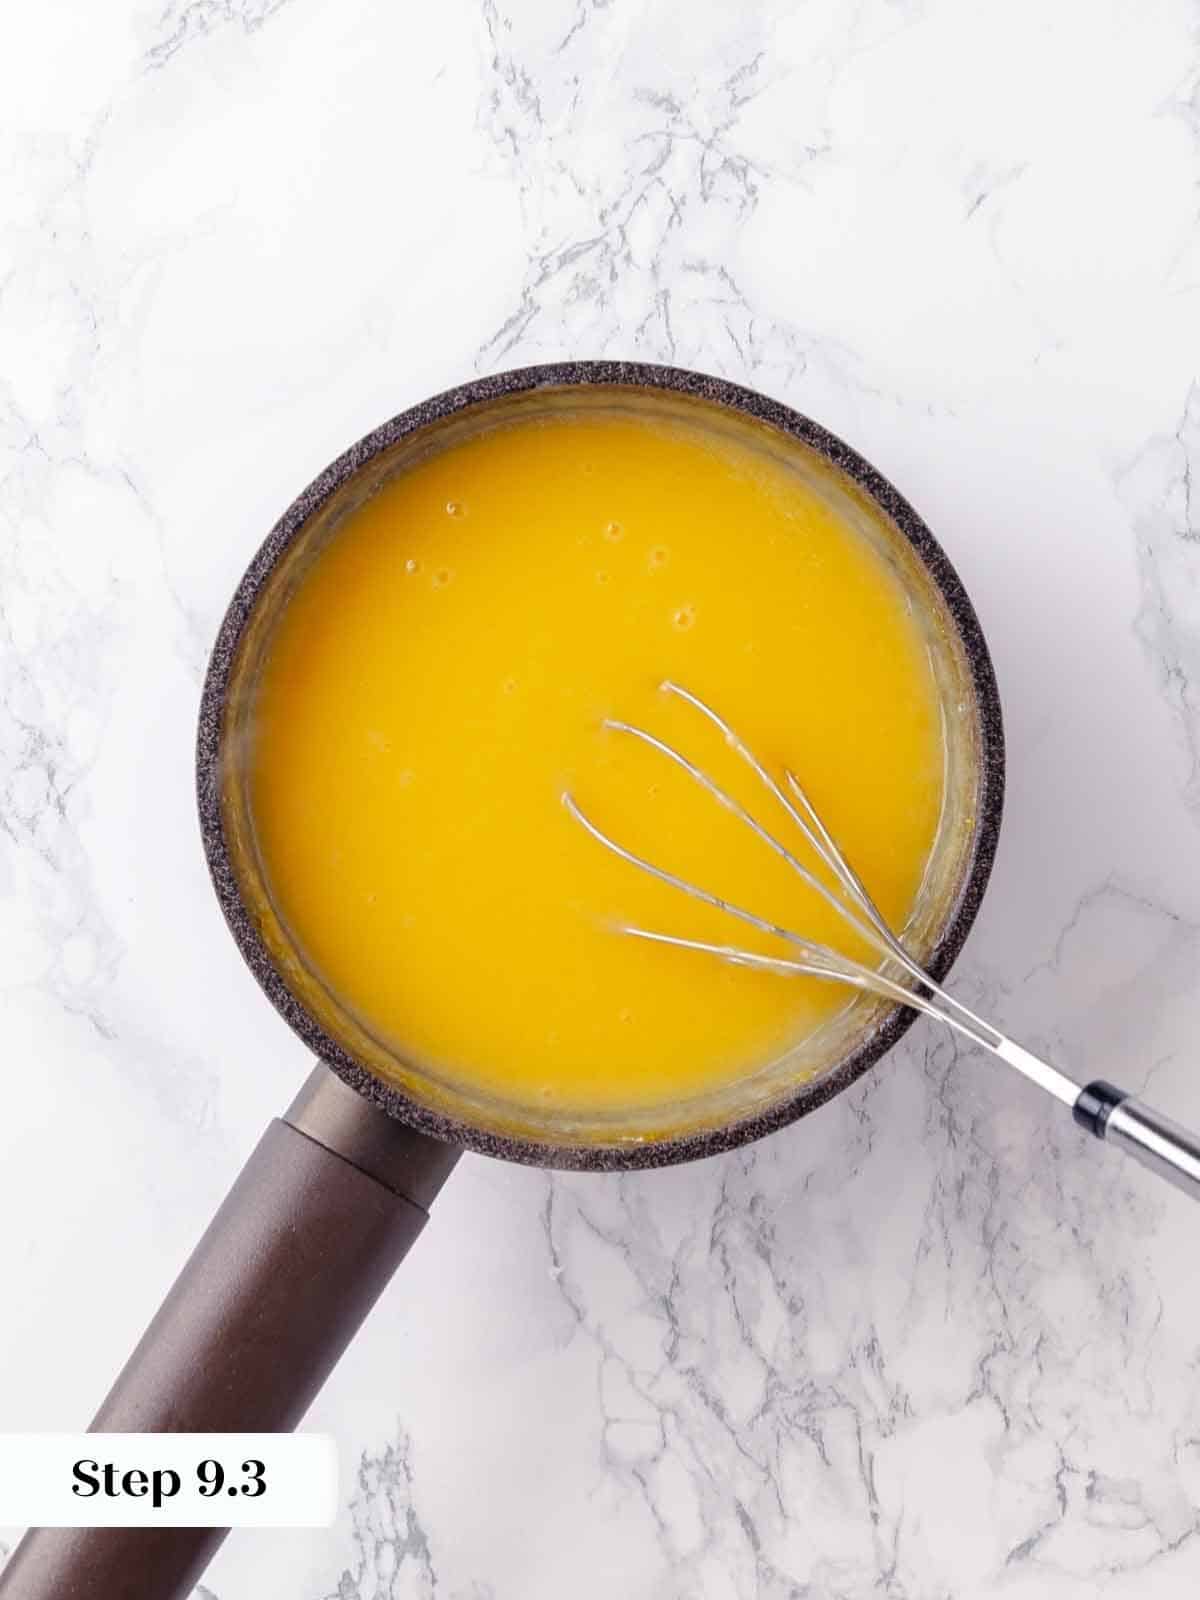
(432, 568, 453, 589)
(405, 558, 420, 574)
(596, 570, 611, 585)
(648, 545, 669, 571)
(672, 603, 696, 631)
(445, 500, 465, 518)
(603, 520, 623, 542)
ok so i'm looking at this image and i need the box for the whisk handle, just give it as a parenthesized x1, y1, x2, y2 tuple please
(1074, 1080, 1200, 1198)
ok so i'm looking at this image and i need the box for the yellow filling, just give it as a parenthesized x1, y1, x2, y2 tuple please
(248, 411, 944, 1114)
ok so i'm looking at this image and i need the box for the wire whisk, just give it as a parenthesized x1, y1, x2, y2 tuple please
(563, 680, 1200, 1200)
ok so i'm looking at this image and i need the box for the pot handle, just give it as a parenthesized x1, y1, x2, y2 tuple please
(0, 1065, 460, 1600)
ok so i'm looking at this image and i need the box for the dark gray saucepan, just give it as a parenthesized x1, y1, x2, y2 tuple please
(2, 363, 1004, 1600)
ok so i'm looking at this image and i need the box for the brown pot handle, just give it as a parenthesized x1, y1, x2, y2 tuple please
(0, 1066, 460, 1600)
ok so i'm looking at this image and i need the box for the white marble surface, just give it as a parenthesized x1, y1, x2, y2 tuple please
(3, 0, 1200, 1594)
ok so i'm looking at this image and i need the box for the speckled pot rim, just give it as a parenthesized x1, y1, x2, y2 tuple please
(197, 361, 1005, 1172)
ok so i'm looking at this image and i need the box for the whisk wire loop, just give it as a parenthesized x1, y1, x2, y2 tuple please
(564, 680, 1077, 1105)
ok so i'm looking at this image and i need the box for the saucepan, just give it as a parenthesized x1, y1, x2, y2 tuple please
(2, 364, 1003, 1598)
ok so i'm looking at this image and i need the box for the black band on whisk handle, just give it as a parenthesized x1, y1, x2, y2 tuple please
(1074, 1080, 1200, 1198)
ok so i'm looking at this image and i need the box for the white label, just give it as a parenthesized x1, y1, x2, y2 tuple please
(0, 1434, 338, 1528)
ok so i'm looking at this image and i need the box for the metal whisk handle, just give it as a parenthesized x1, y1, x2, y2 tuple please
(1074, 1081, 1200, 1198)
